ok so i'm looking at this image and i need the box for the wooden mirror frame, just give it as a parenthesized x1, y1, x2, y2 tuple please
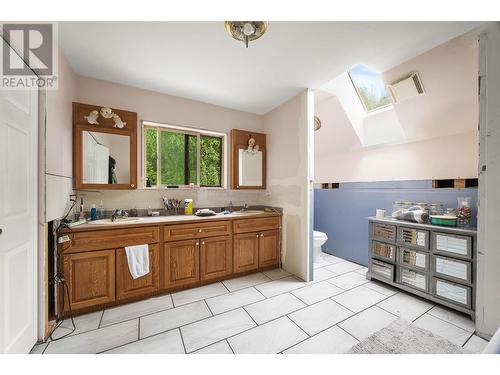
(231, 129, 266, 190)
(73, 102, 138, 190)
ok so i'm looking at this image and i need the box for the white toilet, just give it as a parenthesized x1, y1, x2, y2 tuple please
(313, 231, 328, 262)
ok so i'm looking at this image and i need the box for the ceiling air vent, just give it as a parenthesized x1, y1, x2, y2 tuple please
(386, 72, 425, 104)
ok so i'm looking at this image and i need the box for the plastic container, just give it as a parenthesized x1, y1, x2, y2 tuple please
(403, 201, 414, 209)
(90, 204, 97, 221)
(430, 204, 444, 216)
(457, 197, 472, 227)
(184, 199, 193, 215)
(392, 201, 404, 215)
(430, 215, 457, 227)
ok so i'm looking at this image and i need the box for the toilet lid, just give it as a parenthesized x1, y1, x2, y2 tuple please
(314, 231, 327, 238)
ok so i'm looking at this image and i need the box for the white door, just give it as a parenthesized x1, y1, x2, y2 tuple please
(0, 40, 39, 353)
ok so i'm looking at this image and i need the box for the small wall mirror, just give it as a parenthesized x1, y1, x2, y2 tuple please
(231, 129, 266, 189)
(238, 148, 263, 186)
(73, 102, 137, 190)
(82, 131, 130, 184)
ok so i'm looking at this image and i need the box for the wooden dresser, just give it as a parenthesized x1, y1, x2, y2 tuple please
(368, 217, 477, 319)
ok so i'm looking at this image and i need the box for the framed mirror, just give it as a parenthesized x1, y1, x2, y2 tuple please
(73, 102, 137, 189)
(231, 129, 266, 189)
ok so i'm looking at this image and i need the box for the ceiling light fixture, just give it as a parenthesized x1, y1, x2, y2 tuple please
(224, 21, 268, 48)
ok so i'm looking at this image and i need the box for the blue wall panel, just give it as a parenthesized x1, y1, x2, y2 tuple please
(313, 181, 478, 266)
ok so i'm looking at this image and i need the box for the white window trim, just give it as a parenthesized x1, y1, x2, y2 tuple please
(141, 120, 228, 189)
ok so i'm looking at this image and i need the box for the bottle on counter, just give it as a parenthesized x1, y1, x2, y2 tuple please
(98, 200, 105, 219)
(184, 199, 193, 215)
(90, 204, 97, 221)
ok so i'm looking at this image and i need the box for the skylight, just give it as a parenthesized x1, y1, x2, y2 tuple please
(348, 64, 392, 113)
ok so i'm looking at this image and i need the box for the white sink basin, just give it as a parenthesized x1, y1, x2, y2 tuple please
(87, 217, 145, 225)
(230, 210, 265, 215)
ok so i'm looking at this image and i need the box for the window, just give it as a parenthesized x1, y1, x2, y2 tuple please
(143, 122, 225, 188)
(348, 64, 392, 113)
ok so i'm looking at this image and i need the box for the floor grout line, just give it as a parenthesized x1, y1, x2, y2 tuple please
(225, 339, 235, 354)
(286, 315, 311, 337)
(203, 299, 215, 316)
(178, 327, 188, 354)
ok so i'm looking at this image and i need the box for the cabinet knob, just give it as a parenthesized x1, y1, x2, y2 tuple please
(201, 241, 205, 245)
(196, 241, 200, 246)
(256, 234, 259, 238)
(260, 234, 264, 237)
(198, 229, 202, 233)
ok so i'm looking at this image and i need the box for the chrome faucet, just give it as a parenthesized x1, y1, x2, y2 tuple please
(111, 208, 128, 222)
(242, 203, 249, 211)
(229, 201, 233, 213)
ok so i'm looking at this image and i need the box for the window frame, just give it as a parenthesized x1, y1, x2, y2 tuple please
(141, 121, 227, 189)
(348, 69, 393, 114)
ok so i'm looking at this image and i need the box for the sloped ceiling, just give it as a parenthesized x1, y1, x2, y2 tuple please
(315, 32, 478, 153)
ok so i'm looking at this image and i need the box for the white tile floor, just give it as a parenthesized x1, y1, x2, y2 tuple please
(32, 252, 489, 354)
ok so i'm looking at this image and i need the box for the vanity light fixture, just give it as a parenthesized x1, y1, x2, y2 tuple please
(224, 21, 268, 48)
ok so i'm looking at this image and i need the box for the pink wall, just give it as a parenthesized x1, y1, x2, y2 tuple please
(74, 76, 268, 210)
(315, 33, 479, 183)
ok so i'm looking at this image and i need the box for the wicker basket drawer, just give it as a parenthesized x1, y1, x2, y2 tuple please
(397, 266, 429, 292)
(370, 259, 395, 282)
(398, 226, 429, 250)
(432, 278, 472, 308)
(372, 241, 396, 261)
(397, 247, 429, 271)
(372, 223, 396, 242)
(432, 255, 472, 284)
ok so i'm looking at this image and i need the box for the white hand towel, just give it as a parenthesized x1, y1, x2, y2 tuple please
(124, 244, 150, 279)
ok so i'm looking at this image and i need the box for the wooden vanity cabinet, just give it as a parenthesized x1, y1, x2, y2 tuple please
(163, 239, 200, 288)
(116, 244, 160, 300)
(233, 218, 281, 272)
(258, 229, 280, 268)
(59, 215, 280, 315)
(62, 249, 116, 312)
(200, 235, 233, 281)
(233, 232, 260, 273)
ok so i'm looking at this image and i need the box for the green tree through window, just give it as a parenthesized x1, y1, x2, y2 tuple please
(145, 126, 223, 187)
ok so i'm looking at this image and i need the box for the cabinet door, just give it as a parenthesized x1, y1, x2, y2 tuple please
(233, 233, 259, 273)
(200, 236, 233, 281)
(164, 239, 200, 289)
(62, 249, 115, 312)
(116, 244, 160, 300)
(259, 229, 280, 268)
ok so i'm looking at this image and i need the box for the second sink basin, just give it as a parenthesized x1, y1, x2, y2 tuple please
(87, 217, 145, 225)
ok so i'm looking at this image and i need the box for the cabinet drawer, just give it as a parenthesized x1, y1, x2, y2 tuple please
(64, 226, 159, 253)
(164, 220, 231, 242)
(370, 259, 394, 282)
(432, 278, 472, 308)
(397, 266, 428, 292)
(398, 227, 429, 250)
(432, 232, 472, 260)
(233, 216, 280, 234)
(372, 241, 396, 261)
(372, 223, 396, 242)
(397, 247, 429, 271)
(432, 255, 472, 284)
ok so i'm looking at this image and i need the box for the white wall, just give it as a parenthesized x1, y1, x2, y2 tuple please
(476, 23, 500, 339)
(44, 51, 76, 222)
(264, 90, 312, 281)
